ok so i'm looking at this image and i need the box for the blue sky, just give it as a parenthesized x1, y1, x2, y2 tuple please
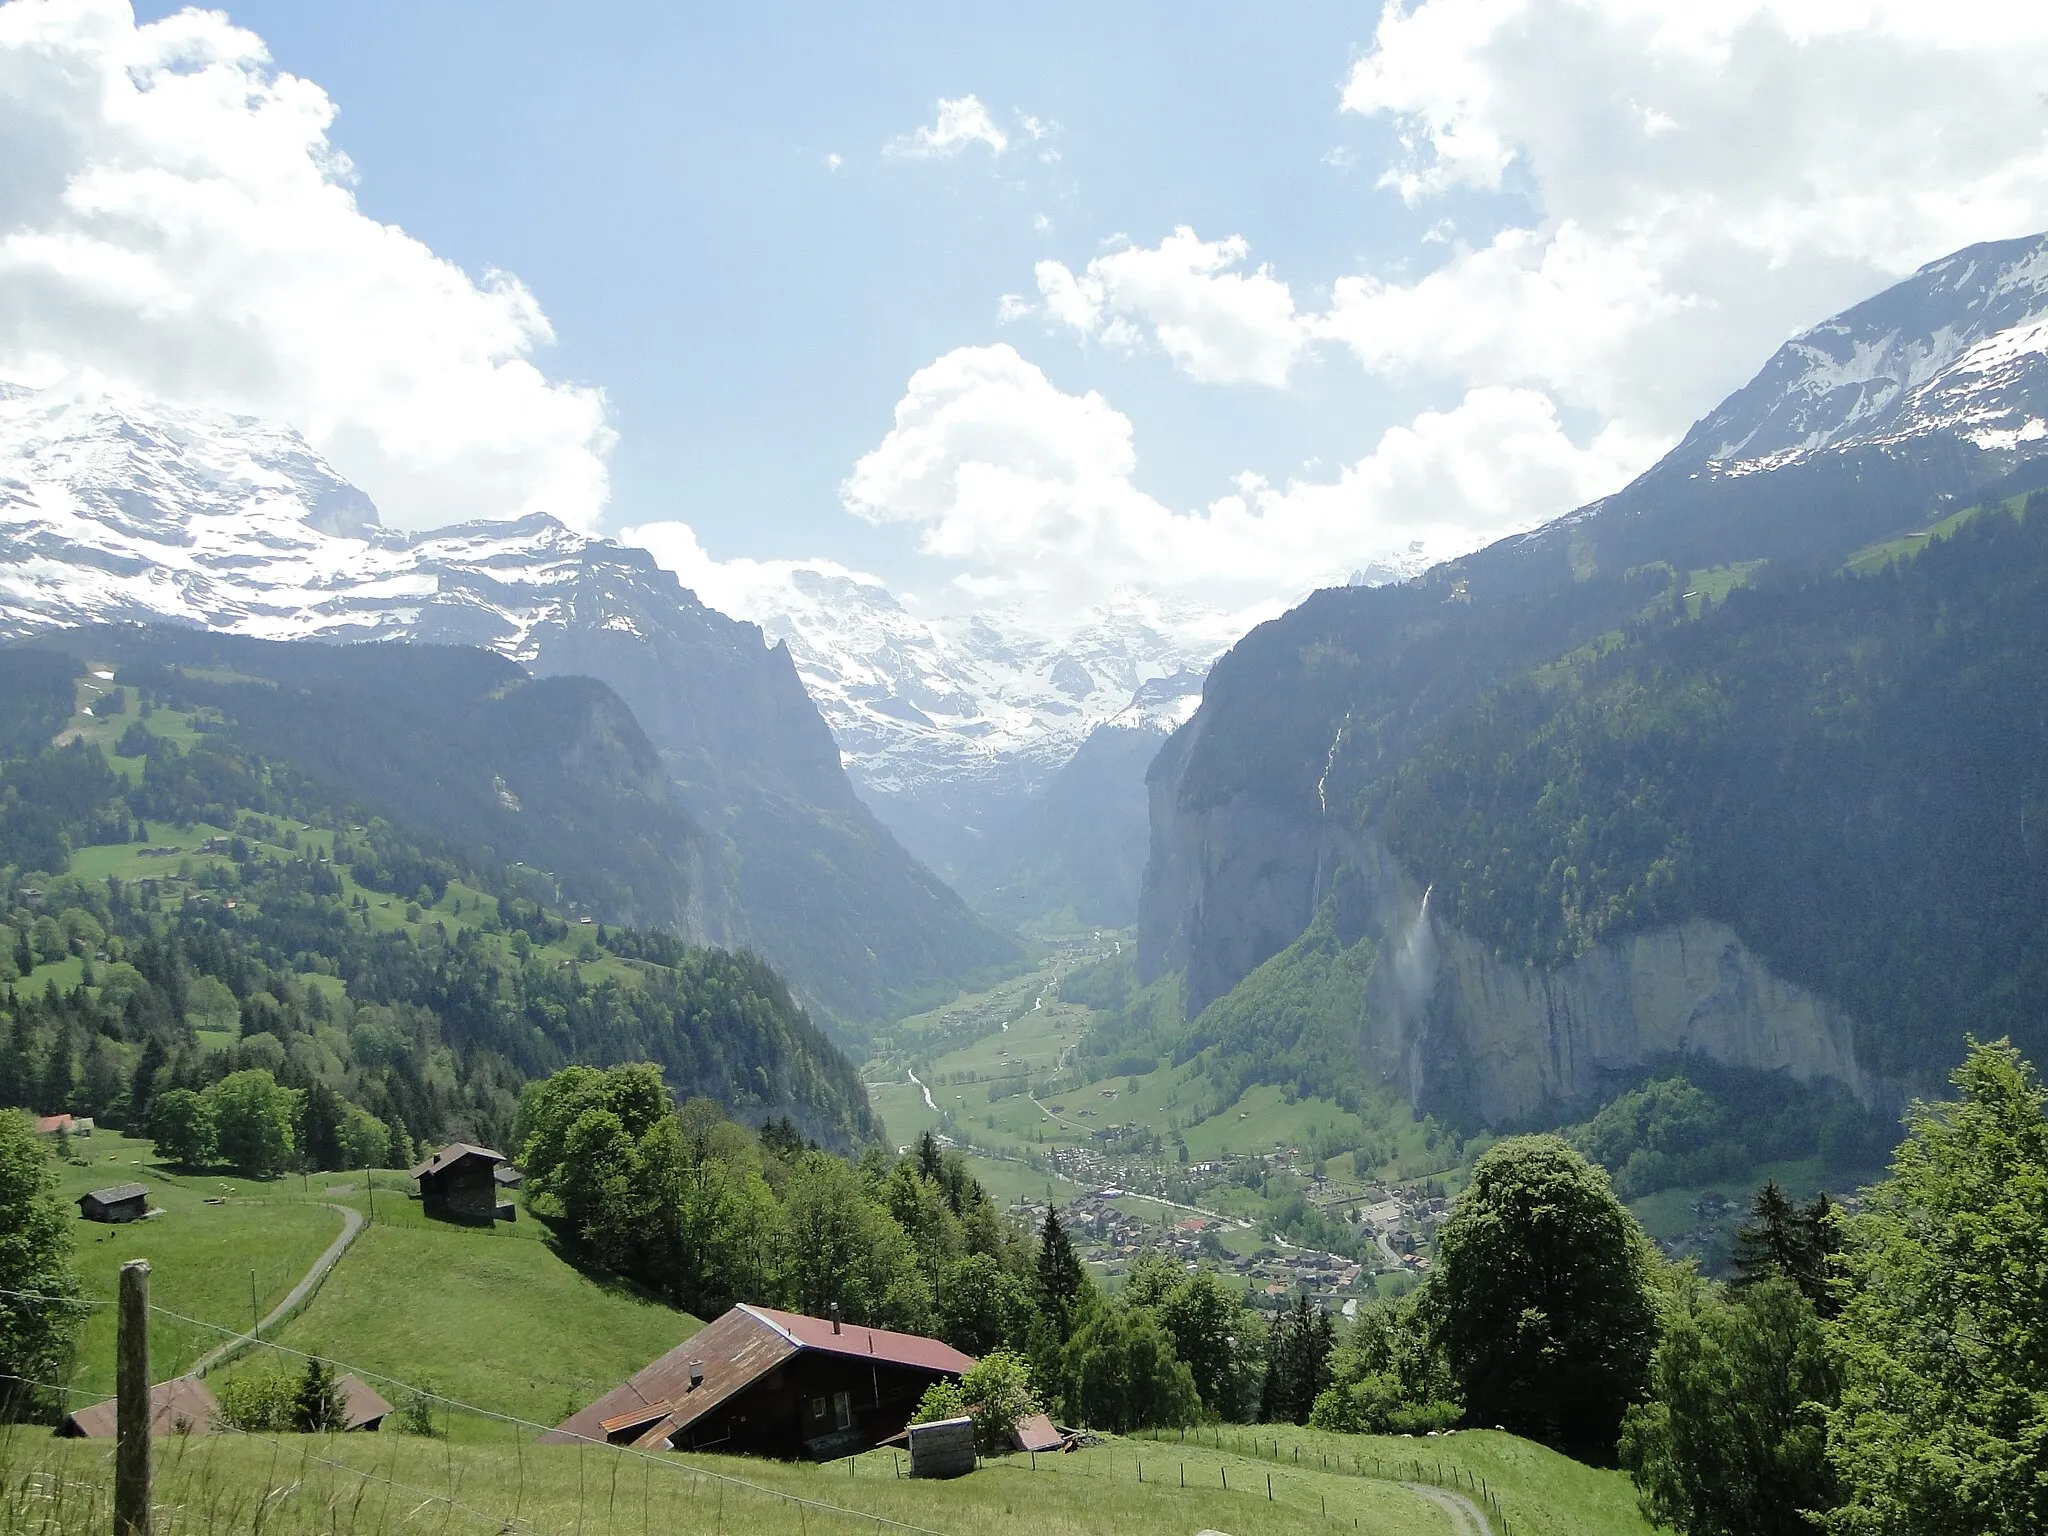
(15, 1, 2048, 623)
(128, 3, 1443, 575)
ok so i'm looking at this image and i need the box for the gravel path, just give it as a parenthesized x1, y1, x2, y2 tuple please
(1404, 1481, 1492, 1536)
(192, 1201, 365, 1376)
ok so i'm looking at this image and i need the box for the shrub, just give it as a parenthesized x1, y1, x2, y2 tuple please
(213, 1367, 297, 1431)
(912, 1380, 966, 1424)
(960, 1349, 1039, 1453)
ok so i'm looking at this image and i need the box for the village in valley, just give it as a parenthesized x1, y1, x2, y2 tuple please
(861, 938, 1459, 1316)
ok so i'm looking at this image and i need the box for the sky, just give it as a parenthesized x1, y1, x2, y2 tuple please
(5, 0, 2048, 629)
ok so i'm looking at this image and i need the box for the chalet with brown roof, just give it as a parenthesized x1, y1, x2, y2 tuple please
(543, 1304, 975, 1461)
(409, 1142, 509, 1225)
(59, 1377, 215, 1439)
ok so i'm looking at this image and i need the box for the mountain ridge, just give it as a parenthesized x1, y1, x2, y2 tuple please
(0, 380, 1019, 1022)
(1140, 228, 2048, 1125)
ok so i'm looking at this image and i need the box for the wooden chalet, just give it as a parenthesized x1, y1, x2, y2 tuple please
(409, 1142, 510, 1225)
(59, 1377, 215, 1438)
(543, 1304, 975, 1461)
(77, 1182, 148, 1223)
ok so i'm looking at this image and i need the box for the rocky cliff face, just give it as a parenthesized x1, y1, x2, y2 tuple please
(1316, 828, 1908, 1125)
(1142, 234, 2048, 1121)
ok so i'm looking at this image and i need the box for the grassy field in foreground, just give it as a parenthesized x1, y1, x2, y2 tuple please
(49, 1134, 343, 1399)
(220, 1176, 700, 1435)
(1142, 1422, 1653, 1536)
(4, 1430, 1460, 1536)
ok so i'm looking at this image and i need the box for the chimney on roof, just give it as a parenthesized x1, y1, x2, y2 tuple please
(688, 1359, 703, 1389)
(830, 1303, 841, 1335)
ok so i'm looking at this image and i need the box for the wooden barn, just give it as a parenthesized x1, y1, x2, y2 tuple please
(59, 1377, 215, 1438)
(337, 1374, 395, 1431)
(77, 1182, 148, 1223)
(409, 1142, 510, 1225)
(543, 1304, 975, 1461)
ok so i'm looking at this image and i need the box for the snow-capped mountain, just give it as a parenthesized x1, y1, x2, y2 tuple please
(0, 378, 1021, 1016)
(1671, 232, 2048, 477)
(688, 563, 1239, 875)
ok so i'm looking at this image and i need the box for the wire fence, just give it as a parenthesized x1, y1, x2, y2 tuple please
(5, 1282, 1515, 1536)
(1130, 1424, 1514, 1535)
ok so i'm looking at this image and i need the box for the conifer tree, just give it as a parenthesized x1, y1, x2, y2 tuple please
(1035, 1208, 1086, 1340)
(292, 1357, 347, 1433)
(1730, 1181, 1802, 1287)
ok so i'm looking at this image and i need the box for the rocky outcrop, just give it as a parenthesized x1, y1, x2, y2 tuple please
(1139, 711, 1328, 1012)
(1326, 828, 1912, 1123)
(1146, 694, 1913, 1122)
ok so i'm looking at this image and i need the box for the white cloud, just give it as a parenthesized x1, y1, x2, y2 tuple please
(0, 0, 613, 532)
(839, 344, 1647, 618)
(617, 518, 885, 627)
(1329, 0, 2048, 435)
(1034, 227, 1309, 386)
(885, 95, 1008, 160)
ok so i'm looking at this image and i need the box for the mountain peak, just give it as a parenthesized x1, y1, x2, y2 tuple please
(1665, 230, 2048, 478)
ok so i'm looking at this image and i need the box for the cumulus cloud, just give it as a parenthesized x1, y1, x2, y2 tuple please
(885, 95, 1008, 160)
(1328, 0, 2048, 434)
(0, 0, 612, 532)
(616, 518, 886, 626)
(1034, 228, 1310, 386)
(839, 344, 1648, 616)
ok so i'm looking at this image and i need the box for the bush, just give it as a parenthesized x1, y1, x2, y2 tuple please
(912, 1380, 966, 1425)
(960, 1349, 1039, 1453)
(395, 1384, 439, 1436)
(1309, 1374, 1461, 1435)
(213, 1367, 298, 1431)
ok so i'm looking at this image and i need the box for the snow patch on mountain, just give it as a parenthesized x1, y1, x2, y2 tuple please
(1670, 233, 2048, 477)
(0, 378, 1245, 833)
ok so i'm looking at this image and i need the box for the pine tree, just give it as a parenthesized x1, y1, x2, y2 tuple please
(1035, 1208, 1086, 1340)
(128, 1037, 167, 1128)
(1730, 1181, 1802, 1287)
(1794, 1191, 1841, 1317)
(292, 1357, 347, 1432)
(1259, 1309, 1287, 1422)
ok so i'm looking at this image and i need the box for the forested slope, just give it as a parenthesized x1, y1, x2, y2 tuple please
(1369, 496, 2048, 1075)
(0, 639, 876, 1156)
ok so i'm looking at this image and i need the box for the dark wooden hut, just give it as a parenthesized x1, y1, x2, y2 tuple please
(77, 1183, 148, 1223)
(409, 1143, 507, 1225)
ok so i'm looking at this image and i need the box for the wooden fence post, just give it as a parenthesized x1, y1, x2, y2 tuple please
(116, 1259, 151, 1536)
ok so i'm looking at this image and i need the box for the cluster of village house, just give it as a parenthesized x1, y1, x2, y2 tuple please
(1012, 1133, 1455, 1300)
(54, 1134, 1051, 1474)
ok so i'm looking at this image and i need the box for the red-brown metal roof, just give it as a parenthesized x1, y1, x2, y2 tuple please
(1012, 1412, 1064, 1452)
(737, 1305, 977, 1375)
(541, 1306, 797, 1447)
(542, 1304, 975, 1449)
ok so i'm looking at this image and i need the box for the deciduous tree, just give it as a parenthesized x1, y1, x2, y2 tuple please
(1423, 1134, 1657, 1457)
